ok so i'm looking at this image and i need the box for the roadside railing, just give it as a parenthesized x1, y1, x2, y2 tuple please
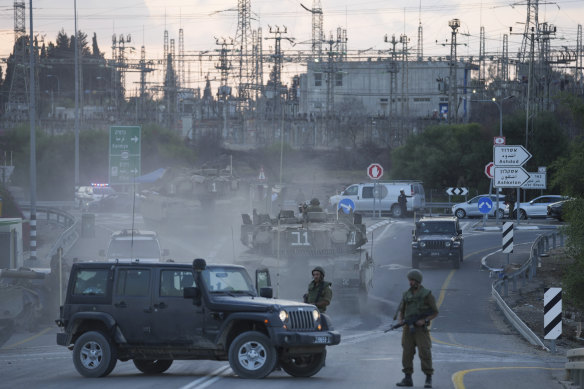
(18, 205, 80, 263)
(566, 348, 584, 388)
(491, 230, 565, 351)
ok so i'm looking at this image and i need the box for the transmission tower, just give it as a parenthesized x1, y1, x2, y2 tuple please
(266, 26, 293, 118)
(179, 28, 185, 88)
(235, 0, 253, 110)
(301, 1, 323, 60)
(577, 24, 583, 94)
(518, 0, 539, 63)
(501, 34, 509, 83)
(417, 0, 423, 61)
(215, 37, 233, 138)
(479, 26, 486, 91)
(384, 34, 399, 120)
(448, 19, 461, 124)
(7, 0, 28, 118)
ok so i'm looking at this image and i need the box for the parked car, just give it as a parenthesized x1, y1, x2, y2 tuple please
(547, 199, 570, 221)
(329, 181, 425, 217)
(513, 195, 568, 219)
(452, 194, 507, 219)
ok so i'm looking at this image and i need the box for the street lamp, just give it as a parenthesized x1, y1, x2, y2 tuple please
(472, 92, 515, 223)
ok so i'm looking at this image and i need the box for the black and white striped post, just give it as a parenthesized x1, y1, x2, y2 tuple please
(502, 222, 513, 264)
(544, 287, 562, 352)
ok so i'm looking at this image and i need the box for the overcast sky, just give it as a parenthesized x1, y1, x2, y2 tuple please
(1, 0, 583, 87)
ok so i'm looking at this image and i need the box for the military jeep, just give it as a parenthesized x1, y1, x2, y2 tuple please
(56, 259, 340, 379)
(411, 216, 464, 269)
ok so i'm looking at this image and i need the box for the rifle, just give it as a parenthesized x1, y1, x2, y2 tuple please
(384, 312, 433, 333)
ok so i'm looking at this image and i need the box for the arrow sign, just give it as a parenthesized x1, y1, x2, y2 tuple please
(446, 187, 468, 196)
(478, 196, 493, 214)
(493, 167, 531, 188)
(493, 145, 532, 166)
(338, 198, 355, 214)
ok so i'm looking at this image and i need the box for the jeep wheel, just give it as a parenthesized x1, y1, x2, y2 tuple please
(133, 359, 173, 374)
(73, 331, 117, 378)
(452, 255, 460, 269)
(391, 205, 402, 218)
(412, 256, 420, 269)
(280, 350, 327, 377)
(229, 331, 277, 379)
(454, 209, 466, 219)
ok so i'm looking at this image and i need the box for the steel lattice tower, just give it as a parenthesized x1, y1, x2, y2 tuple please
(577, 24, 583, 93)
(501, 34, 509, 82)
(7, 0, 28, 116)
(235, 0, 253, 110)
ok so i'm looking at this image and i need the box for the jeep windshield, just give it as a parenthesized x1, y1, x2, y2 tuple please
(202, 266, 256, 296)
(416, 221, 456, 235)
(107, 239, 160, 259)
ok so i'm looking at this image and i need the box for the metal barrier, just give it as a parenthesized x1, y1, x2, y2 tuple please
(18, 205, 80, 263)
(491, 230, 565, 351)
(566, 348, 584, 388)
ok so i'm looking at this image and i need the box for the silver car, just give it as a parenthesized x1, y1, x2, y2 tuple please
(452, 194, 507, 219)
(513, 195, 568, 219)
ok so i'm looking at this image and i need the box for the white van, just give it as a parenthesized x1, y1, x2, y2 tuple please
(329, 181, 425, 217)
(99, 229, 169, 263)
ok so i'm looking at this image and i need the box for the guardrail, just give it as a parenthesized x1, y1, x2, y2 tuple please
(18, 205, 80, 263)
(491, 230, 565, 351)
(566, 348, 584, 388)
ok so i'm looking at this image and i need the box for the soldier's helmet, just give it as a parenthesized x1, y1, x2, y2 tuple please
(312, 266, 325, 278)
(310, 198, 320, 206)
(407, 269, 423, 283)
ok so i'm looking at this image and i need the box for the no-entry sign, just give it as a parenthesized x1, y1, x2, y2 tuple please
(367, 163, 384, 180)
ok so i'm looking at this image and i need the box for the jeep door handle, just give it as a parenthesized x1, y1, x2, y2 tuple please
(114, 301, 127, 308)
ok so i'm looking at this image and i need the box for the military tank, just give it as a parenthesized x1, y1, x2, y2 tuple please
(238, 201, 374, 310)
(140, 165, 244, 227)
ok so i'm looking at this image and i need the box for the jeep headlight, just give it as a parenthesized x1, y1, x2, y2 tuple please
(279, 310, 288, 323)
(312, 309, 320, 322)
(419, 241, 426, 248)
(445, 241, 451, 248)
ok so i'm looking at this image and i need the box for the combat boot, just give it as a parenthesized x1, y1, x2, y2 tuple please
(424, 374, 432, 388)
(396, 374, 413, 387)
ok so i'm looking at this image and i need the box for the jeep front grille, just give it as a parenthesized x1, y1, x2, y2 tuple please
(288, 310, 315, 330)
(424, 240, 446, 249)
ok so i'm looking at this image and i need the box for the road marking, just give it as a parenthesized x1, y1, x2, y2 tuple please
(451, 366, 563, 389)
(1, 327, 52, 349)
(179, 365, 232, 389)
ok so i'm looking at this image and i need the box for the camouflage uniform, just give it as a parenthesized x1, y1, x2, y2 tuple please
(397, 285, 438, 376)
(305, 280, 333, 313)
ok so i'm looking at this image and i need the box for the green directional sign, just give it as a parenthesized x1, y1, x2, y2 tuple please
(109, 126, 141, 185)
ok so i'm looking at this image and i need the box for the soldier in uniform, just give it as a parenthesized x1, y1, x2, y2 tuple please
(307, 198, 323, 212)
(303, 266, 332, 313)
(395, 269, 438, 388)
(398, 189, 408, 217)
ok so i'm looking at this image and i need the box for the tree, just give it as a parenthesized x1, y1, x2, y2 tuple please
(390, 123, 492, 192)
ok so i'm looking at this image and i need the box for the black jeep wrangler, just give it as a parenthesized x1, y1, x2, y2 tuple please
(56, 258, 340, 379)
(411, 216, 464, 269)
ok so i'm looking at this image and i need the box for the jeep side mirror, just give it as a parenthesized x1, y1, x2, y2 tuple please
(259, 287, 273, 298)
(184, 286, 202, 306)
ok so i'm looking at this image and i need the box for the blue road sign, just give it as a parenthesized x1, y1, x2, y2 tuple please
(478, 197, 493, 214)
(338, 198, 355, 214)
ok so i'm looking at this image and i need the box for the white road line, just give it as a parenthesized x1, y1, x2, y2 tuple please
(179, 365, 232, 389)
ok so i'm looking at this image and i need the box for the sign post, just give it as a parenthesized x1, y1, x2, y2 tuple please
(109, 126, 141, 185)
(367, 163, 383, 217)
(493, 145, 532, 225)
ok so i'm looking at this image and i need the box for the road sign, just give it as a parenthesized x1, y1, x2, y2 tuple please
(446, 187, 468, 196)
(493, 167, 530, 188)
(367, 163, 383, 180)
(538, 166, 547, 173)
(522, 172, 546, 189)
(109, 126, 141, 185)
(478, 196, 493, 214)
(544, 287, 562, 340)
(338, 198, 355, 214)
(493, 145, 532, 167)
(494, 136, 506, 145)
(502, 222, 514, 253)
(484, 162, 495, 179)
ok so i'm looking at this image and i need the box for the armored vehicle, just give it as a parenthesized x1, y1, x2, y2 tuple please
(411, 216, 464, 269)
(239, 206, 374, 307)
(56, 258, 340, 379)
(140, 166, 243, 226)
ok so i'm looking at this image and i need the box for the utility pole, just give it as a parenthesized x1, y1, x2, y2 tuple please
(215, 37, 233, 139)
(28, 0, 37, 261)
(448, 19, 461, 124)
(384, 34, 399, 123)
(400, 34, 410, 142)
